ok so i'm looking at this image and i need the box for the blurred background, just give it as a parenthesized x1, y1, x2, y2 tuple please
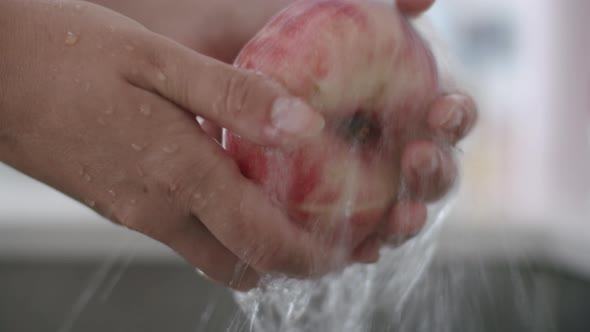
(1, 0, 589, 331)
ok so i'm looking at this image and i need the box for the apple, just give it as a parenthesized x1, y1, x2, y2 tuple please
(223, 0, 441, 251)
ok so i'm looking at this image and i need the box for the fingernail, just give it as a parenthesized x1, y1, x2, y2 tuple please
(440, 106, 463, 131)
(412, 149, 440, 177)
(270, 97, 325, 138)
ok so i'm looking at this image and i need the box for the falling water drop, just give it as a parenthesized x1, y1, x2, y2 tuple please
(139, 104, 152, 116)
(129, 199, 137, 206)
(108, 189, 116, 197)
(104, 107, 114, 115)
(65, 32, 79, 46)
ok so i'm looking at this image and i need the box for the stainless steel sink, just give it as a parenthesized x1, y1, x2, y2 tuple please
(2, 163, 590, 331)
(1, 256, 589, 332)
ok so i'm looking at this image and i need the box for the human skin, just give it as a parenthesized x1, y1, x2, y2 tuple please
(90, 0, 477, 247)
(0, 0, 330, 291)
(0, 0, 476, 290)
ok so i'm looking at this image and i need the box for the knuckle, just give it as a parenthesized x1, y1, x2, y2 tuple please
(220, 70, 259, 117)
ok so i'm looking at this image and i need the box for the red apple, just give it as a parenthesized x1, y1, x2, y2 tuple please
(223, 0, 441, 252)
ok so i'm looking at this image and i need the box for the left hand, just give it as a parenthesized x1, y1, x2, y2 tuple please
(90, 0, 478, 261)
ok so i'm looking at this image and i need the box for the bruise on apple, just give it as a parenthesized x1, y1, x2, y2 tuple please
(224, 0, 442, 253)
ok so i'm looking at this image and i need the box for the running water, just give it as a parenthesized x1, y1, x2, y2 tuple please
(233, 199, 454, 332)
(230, 5, 462, 330)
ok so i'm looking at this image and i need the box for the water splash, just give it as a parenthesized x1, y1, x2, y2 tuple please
(233, 200, 452, 332)
(57, 254, 120, 332)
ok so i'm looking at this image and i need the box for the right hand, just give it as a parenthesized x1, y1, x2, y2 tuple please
(0, 0, 331, 291)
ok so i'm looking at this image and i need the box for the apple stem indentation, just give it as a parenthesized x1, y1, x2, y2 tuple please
(337, 111, 381, 147)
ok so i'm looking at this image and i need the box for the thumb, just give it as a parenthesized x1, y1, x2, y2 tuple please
(126, 33, 325, 146)
(396, 0, 434, 15)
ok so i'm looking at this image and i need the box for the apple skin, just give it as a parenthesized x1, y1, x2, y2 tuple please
(223, 0, 441, 249)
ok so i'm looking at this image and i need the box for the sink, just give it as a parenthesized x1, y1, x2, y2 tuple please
(1, 256, 589, 332)
(2, 164, 590, 331)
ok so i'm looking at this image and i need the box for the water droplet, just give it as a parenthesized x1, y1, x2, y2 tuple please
(104, 107, 114, 115)
(192, 192, 209, 210)
(108, 189, 116, 197)
(84, 173, 92, 182)
(74, 4, 82, 11)
(129, 199, 137, 205)
(73, 77, 81, 84)
(84, 82, 91, 92)
(156, 71, 167, 81)
(96, 44, 103, 50)
(65, 31, 79, 46)
(125, 44, 135, 52)
(97, 117, 107, 126)
(169, 184, 178, 193)
(84, 199, 96, 207)
(136, 164, 145, 177)
(131, 143, 143, 152)
(255, 71, 265, 77)
(139, 104, 151, 116)
(162, 144, 179, 153)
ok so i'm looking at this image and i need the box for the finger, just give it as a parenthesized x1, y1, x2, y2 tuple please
(201, 120, 222, 142)
(401, 140, 457, 201)
(166, 219, 260, 291)
(196, 116, 223, 142)
(351, 234, 382, 264)
(396, 0, 435, 16)
(183, 130, 343, 278)
(126, 33, 325, 147)
(427, 94, 478, 144)
(384, 200, 427, 240)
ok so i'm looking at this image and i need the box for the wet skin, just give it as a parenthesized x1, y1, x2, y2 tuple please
(0, 0, 476, 290)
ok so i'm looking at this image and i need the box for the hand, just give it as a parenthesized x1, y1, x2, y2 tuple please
(374, 0, 478, 254)
(0, 0, 334, 291)
(89, 0, 290, 63)
(85, 0, 477, 260)
(397, 0, 435, 16)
